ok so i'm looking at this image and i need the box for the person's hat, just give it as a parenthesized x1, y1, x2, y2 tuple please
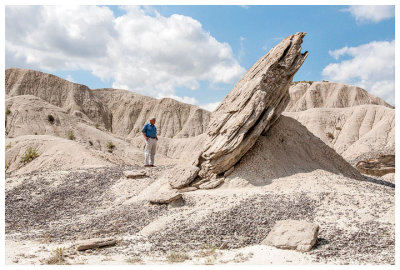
(149, 116, 156, 120)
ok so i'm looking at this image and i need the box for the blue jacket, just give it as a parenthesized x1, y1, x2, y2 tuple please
(142, 123, 157, 138)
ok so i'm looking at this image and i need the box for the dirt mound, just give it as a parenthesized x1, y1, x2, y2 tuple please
(284, 105, 395, 164)
(227, 116, 363, 186)
(287, 81, 393, 112)
(5, 135, 116, 175)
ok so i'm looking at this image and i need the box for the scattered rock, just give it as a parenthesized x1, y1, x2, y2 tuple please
(76, 237, 117, 251)
(262, 219, 319, 252)
(356, 155, 395, 177)
(190, 178, 210, 188)
(123, 170, 148, 179)
(166, 164, 200, 189)
(148, 190, 182, 204)
(168, 197, 185, 208)
(198, 32, 308, 179)
(199, 178, 224, 190)
(224, 166, 235, 177)
(177, 186, 198, 193)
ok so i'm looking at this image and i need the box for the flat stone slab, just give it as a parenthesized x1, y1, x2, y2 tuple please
(199, 178, 224, 190)
(177, 186, 198, 193)
(167, 164, 200, 189)
(76, 237, 116, 251)
(148, 190, 182, 204)
(356, 155, 395, 177)
(123, 170, 147, 179)
(191, 178, 210, 188)
(262, 220, 319, 252)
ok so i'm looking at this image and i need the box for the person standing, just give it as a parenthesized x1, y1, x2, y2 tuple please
(142, 117, 158, 167)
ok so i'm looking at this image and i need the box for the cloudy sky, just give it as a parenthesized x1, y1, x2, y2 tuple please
(5, 4, 395, 110)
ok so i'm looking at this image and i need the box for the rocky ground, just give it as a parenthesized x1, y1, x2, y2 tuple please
(5, 165, 395, 265)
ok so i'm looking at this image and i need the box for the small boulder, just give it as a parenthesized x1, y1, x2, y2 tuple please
(148, 190, 182, 204)
(166, 165, 200, 189)
(262, 220, 319, 252)
(190, 178, 210, 188)
(123, 170, 147, 179)
(76, 237, 116, 251)
(199, 178, 224, 190)
(356, 155, 395, 177)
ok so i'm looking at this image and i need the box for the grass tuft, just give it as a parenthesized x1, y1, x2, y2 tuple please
(43, 247, 66, 265)
(20, 147, 40, 164)
(107, 141, 115, 153)
(166, 251, 190, 263)
(68, 130, 75, 140)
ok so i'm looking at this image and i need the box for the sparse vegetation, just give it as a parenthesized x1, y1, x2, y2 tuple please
(34, 132, 38, 135)
(166, 251, 190, 263)
(125, 256, 144, 264)
(6, 108, 11, 115)
(5, 161, 10, 171)
(195, 243, 221, 265)
(95, 123, 99, 129)
(335, 126, 342, 130)
(43, 247, 66, 265)
(89, 140, 93, 146)
(68, 130, 75, 140)
(39, 232, 52, 244)
(6, 143, 12, 150)
(197, 243, 218, 257)
(107, 141, 115, 153)
(327, 132, 335, 140)
(20, 146, 40, 164)
(47, 114, 55, 124)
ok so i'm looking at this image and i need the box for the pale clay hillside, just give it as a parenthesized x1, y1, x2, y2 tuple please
(5, 33, 394, 265)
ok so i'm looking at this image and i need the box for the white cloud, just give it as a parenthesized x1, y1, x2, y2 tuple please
(65, 75, 75, 83)
(158, 94, 199, 106)
(238, 36, 246, 61)
(322, 40, 395, 105)
(344, 5, 394, 23)
(5, 6, 245, 100)
(200, 101, 220, 112)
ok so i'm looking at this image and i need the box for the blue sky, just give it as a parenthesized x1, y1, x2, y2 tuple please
(5, 5, 395, 109)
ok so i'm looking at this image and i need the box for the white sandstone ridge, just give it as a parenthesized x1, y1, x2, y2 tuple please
(5, 68, 210, 139)
(286, 81, 394, 112)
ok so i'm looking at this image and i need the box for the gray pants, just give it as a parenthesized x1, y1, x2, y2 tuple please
(144, 138, 157, 165)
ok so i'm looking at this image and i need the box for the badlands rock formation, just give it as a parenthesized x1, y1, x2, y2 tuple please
(283, 81, 395, 165)
(6, 68, 113, 130)
(92, 88, 210, 138)
(196, 32, 308, 180)
(6, 68, 210, 139)
(5, 33, 395, 265)
(286, 81, 393, 112)
(285, 105, 394, 164)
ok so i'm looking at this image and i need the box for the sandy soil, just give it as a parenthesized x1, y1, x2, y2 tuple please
(5, 166, 395, 265)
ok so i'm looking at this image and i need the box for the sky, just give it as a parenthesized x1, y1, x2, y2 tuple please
(5, 4, 395, 110)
